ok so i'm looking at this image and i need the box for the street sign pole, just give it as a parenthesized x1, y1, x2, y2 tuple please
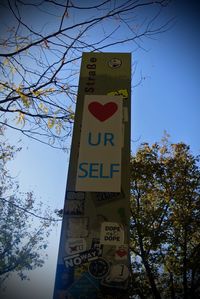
(53, 52, 131, 299)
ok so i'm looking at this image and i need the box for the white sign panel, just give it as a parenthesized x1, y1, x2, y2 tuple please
(100, 222, 124, 245)
(76, 95, 123, 192)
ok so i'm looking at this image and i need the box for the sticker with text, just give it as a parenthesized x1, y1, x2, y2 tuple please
(66, 217, 89, 238)
(100, 222, 124, 245)
(64, 247, 102, 268)
(76, 95, 123, 192)
(94, 191, 124, 206)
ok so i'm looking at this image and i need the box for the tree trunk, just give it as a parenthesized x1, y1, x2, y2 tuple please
(183, 230, 188, 299)
(170, 272, 175, 299)
(142, 258, 161, 299)
(138, 233, 161, 299)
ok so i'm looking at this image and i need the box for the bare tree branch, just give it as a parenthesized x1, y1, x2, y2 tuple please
(0, 0, 174, 149)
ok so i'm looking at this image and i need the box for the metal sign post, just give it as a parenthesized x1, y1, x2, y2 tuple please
(53, 52, 131, 299)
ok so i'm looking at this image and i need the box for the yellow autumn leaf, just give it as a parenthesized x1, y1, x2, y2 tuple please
(45, 88, 55, 93)
(39, 102, 44, 110)
(107, 91, 118, 96)
(118, 89, 128, 99)
(107, 89, 128, 100)
(38, 102, 48, 113)
(15, 45, 21, 52)
(10, 65, 16, 75)
(43, 107, 48, 113)
(47, 118, 55, 129)
(33, 88, 54, 96)
(160, 147, 167, 155)
(70, 113, 74, 120)
(16, 86, 30, 108)
(32, 89, 42, 97)
(16, 112, 25, 126)
(3, 58, 9, 66)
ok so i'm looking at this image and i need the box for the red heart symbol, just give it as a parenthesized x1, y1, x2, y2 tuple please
(116, 249, 127, 258)
(88, 102, 118, 122)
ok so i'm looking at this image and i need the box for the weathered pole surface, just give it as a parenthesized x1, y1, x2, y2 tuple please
(53, 52, 131, 299)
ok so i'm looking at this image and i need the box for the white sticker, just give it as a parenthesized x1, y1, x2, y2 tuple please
(64, 247, 101, 268)
(100, 222, 124, 245)
(65, 238, 86, 256)
(66, 217, 89, 238)
(76, 95, 123, 193)
(105, 264, 129, 282)
(115, 245, 128, 260)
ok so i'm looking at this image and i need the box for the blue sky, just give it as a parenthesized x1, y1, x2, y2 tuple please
(131, 0, 200, 155)
(1, 1, 200, 298)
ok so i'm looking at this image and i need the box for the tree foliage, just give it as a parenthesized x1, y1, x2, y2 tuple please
(0, 0, 173, 149)
(0, 127, 59, 286)
(129, 135, 200, 299)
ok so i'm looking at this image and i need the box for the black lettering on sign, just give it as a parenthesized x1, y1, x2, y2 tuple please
(66, 191, 85, 200)
(93, 190, 125, 206)
(84, 57, 97, 93)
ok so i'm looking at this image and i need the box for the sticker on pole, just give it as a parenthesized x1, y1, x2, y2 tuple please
(100, 222, 124, 245)
(66, 217, 89, 238)
(76, 95, 123, 192)
(101, 264, 130, 290)
(115, 245, 128, 260)
(88, 257, 110, 279)
(65, 238, 86, 256)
